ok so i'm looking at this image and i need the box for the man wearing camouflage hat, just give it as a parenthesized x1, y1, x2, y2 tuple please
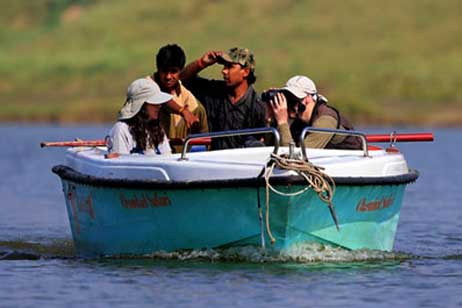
(181, 47, 266, 150)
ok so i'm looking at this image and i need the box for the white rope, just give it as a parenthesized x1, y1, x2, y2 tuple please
(263, 153, 339, 244)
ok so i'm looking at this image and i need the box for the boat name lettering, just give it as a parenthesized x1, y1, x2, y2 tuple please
(120, 193, 171, 209)
(67, 184, 95, 220)
(77, 194, 95, 219)
(67, 184, 80, 235)
(356, 196, 394, 212)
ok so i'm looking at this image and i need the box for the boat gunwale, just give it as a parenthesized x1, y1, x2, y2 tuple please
(52, 165, 419, 189)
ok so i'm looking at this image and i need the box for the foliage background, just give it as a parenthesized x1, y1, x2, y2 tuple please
(1, 0, 461, 125)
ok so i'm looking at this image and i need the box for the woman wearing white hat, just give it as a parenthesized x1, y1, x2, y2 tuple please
(265, 75, 361, 149)
(107, 78, 173, 155)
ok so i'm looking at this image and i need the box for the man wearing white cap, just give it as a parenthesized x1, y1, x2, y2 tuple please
(107, 78, 173, 155)
(266, 75, 361, 149)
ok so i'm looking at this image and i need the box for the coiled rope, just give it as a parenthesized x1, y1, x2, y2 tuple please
(263, 152, 339, 244)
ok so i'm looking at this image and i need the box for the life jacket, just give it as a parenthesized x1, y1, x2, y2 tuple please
(290, 102, 362, 150)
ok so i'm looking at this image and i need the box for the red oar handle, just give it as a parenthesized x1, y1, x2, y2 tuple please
(190, 137, 211, 145)
(170, 137, 211, 146)
(366, 133, 434, 143)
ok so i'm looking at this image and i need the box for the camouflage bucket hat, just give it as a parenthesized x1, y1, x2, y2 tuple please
(219, 47, 256, 72)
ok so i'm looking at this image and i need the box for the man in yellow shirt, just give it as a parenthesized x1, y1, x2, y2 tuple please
(150, 44, 208, 153)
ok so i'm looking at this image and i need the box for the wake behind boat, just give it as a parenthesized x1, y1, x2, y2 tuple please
(48, 127, 427, 257)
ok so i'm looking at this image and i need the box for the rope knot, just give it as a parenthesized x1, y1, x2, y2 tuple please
(263, 152, 340, 245)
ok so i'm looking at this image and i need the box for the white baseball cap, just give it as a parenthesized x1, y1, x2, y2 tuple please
(118, 78, 172, 120)
(282, 75, 317, 99)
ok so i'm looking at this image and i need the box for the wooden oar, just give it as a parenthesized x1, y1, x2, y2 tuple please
(40, 132, 434, 148)
(40, 137, 213, 148)
(40, 140, 107, 147)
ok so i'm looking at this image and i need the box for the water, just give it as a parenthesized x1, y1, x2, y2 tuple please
(0, 124, 461, 307)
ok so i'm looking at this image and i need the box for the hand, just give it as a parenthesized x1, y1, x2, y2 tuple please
(270, 92, 289, 126)
(181, 108, 199, 128)
(265, 104, 274, 125)
(200, 50, 223, 67)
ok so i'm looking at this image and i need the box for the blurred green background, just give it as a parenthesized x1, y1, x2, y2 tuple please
(1, 0, 461, 125)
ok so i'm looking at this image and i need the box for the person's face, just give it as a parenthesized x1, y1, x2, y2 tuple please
(283, 93, 303, 119)
(287, 99, 301, 119)
(144, 103, 162, 120)
(297, 95, 315, 122)
(158, 67, 181, 91)
(222, 63, 249, 87)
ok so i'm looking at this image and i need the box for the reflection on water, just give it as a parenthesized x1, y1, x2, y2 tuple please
(0, 240, 414, 263)
(0, 239, 75, 260)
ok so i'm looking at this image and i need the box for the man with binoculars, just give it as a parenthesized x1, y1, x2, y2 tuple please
(263, 75, 361, 149)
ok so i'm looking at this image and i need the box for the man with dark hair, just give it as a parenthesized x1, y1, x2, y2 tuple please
(180, 47, 266, 150)
(156, 44, 186, 72)
(149, 44, 208, 153)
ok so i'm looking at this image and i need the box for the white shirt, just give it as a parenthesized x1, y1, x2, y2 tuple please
(107, 121, 171, 155)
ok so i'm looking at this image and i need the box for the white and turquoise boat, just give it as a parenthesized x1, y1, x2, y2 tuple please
(51, 127, 419, 257)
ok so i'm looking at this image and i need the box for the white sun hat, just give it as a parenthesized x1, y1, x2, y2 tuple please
(118, 78, 172, 120)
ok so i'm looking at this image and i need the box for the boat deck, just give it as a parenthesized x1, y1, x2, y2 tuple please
(64, 146, 410, 182)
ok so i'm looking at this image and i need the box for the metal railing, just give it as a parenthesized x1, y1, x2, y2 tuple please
(180, 127, 281, 160)
(299, 127, 369, 161)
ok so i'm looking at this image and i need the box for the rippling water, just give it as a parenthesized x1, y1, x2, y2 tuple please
(0, 124, 461, 307)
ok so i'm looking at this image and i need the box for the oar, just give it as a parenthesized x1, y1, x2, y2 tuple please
(40, 140, 107, 147)
(40, 138, 213, 148)
(40, 132, 434, 148)
(175, 133, 433, 144)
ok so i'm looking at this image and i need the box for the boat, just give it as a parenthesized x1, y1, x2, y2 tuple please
(49, 127, 427, 257)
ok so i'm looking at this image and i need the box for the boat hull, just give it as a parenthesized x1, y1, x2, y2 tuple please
(54, 166, 416, 256)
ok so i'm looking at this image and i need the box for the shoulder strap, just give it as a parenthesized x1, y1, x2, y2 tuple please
(310, 103, 341, 129)
(327, 104, 341, 129)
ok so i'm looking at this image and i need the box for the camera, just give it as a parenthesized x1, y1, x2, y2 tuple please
(261, 89, 282, 103)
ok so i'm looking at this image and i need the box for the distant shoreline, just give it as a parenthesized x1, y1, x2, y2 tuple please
(3, 1, 462, 131)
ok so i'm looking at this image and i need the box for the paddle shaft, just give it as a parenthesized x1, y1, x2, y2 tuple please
(41, 140, 107, 147)
(40, 132, 434, 148)
(40, 138, 211, 148)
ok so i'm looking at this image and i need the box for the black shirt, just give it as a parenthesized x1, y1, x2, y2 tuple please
(183, 77, 266, 150)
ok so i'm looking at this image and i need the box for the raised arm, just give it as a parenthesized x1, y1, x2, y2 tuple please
(270, 92, 293, 146)
(146, 75, 199, 128)
(180, 50, 223, 81)
(165, 100, 199, 129)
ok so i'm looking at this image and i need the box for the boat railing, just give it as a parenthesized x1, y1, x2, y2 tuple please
(299, 127, 369, 161)
(180, 127, 281, 160)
